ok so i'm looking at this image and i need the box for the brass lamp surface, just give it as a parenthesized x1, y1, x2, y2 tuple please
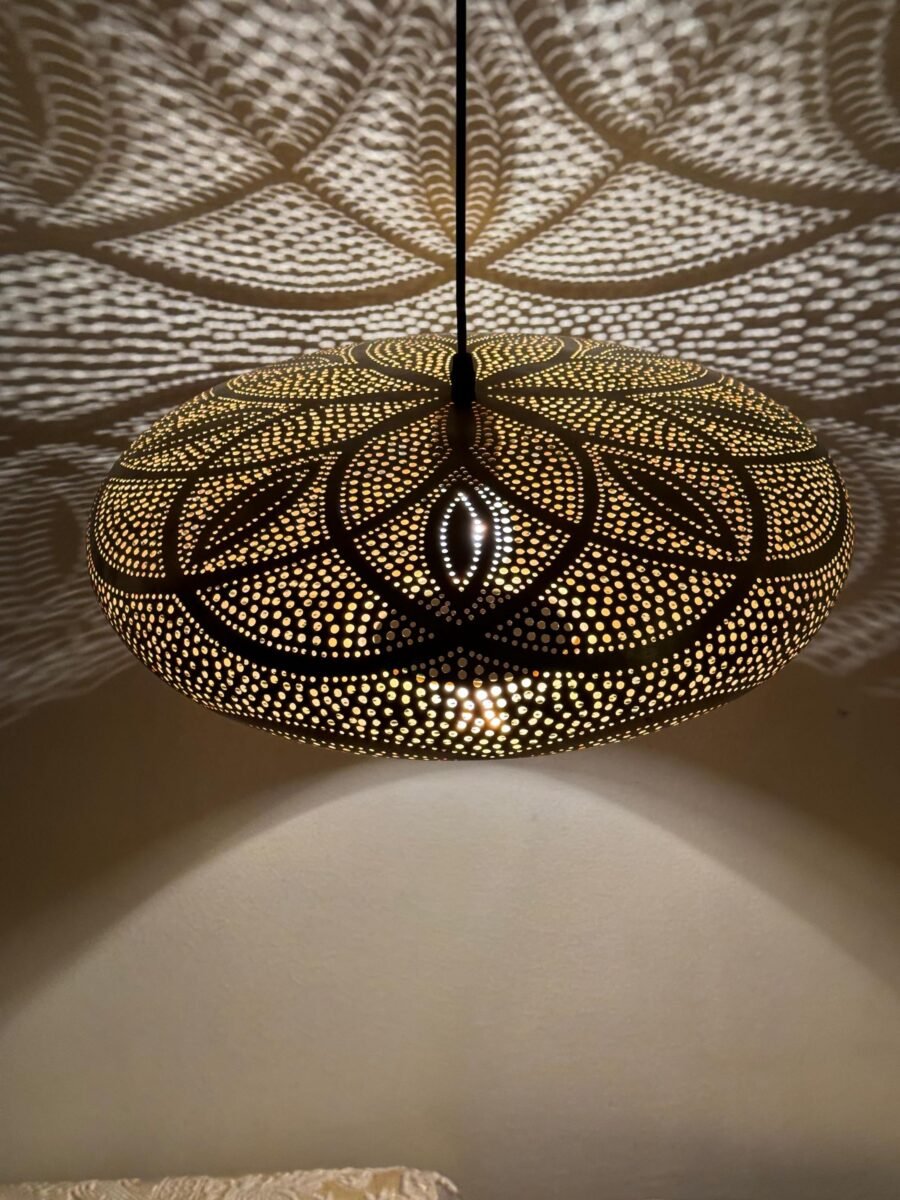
(87, 333, 852, 758)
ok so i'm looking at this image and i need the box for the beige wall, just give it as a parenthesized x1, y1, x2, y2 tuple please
(2, 649, 899, 1198)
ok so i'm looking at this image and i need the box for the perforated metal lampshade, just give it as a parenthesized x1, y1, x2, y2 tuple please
(87, 333, 852, 759)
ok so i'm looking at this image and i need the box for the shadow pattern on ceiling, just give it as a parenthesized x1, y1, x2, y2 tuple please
(0, 0, 898, 725)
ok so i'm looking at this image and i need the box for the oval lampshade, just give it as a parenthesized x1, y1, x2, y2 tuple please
(87, 333, 852, 758)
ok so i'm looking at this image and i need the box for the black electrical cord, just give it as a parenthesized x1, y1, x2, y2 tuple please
(450, 0, 476, 411)
(455, 0, 467, 355)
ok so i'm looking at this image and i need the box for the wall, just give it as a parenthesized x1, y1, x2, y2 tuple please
(2, 1, 899, 1196)
(2, 645, 899, 1197)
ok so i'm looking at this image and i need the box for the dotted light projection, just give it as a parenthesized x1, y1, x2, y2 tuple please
(87, 334, 852, 759)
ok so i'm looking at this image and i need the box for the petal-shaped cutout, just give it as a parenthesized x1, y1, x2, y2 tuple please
(185, 460, 321, 572)
(475, 406, 584, 524)
(428, 485, 496, 602)
(340, 408, 450, 529)
(603, 457, 740, 559)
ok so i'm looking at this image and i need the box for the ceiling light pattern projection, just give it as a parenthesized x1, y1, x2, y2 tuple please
(1, 0, 898, 725)
(87, 334, 852, 758)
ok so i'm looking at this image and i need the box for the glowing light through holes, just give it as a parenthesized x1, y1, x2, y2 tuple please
(87, 334, 853, 759)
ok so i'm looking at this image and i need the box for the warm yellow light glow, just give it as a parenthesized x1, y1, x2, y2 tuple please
(87, 333, 852, 758)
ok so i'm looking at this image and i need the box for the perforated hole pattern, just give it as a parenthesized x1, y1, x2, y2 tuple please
(87, 333, 853, 759)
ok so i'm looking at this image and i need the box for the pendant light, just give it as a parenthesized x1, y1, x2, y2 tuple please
(87, 0, 853, 760)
